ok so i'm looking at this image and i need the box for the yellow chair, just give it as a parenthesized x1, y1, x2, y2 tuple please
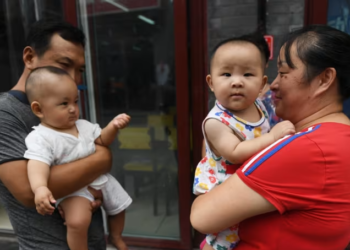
(117, 126, 169, 216)
(147, 115, 179, 215)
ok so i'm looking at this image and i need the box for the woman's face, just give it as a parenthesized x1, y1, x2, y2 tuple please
(270, 43, 313, 123)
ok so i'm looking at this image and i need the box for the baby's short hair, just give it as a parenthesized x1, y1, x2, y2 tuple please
(210, 32, 270, 71)
(26, 66, 70, 103)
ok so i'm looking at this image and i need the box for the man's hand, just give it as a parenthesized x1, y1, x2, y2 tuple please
(34, 186, 56, 215)
(112, 114, 130, 129)
(88, 186, 103, 212)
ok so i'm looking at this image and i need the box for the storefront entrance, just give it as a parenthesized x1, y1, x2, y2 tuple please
(0, 0, 203, 249)
(73, 0, 193, 248)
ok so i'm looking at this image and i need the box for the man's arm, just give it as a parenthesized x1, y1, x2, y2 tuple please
(0, 145, 111, 207)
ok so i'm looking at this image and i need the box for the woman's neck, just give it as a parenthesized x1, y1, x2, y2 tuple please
(294, 102, 348, 131)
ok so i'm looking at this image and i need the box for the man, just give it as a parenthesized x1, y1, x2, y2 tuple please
(0, 19, 110, 250)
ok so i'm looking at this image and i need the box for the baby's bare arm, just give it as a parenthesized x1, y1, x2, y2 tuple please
(27, 159, 50, 193)
(95, 114, 130, 146)
(28, 160, 56, 215)
(205, 119, 294, 164)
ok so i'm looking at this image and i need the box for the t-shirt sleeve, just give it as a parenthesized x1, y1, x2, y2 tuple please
(24, 131, 54, 166)
(0, 110, 28, 164)
(76, 119, 102, 140)
(236, 134, 326, 214)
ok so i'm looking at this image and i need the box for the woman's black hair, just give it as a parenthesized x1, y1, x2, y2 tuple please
(282, 25, 350, 101)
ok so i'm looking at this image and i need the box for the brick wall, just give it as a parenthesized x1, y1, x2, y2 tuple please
(266, 0, 305, 81)
(207, 0, 258, 107)
(206, 0, 305, 107)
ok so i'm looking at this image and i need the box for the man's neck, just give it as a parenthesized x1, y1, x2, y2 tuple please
(11, 71, 29, 92)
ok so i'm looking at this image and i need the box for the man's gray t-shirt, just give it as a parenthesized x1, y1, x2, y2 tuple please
(0, 92, 106, 250)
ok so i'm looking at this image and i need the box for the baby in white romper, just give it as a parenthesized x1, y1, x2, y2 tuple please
(193, 33, 295, 250)
(24, 66, 132, 250)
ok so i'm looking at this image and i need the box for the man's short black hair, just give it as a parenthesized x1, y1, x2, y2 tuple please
(210, 32, 270, 71)
(26, 19, 85, 57)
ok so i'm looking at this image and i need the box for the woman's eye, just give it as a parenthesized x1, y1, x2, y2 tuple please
(222, 73, 231, 77)
(244, 73, 253, 77)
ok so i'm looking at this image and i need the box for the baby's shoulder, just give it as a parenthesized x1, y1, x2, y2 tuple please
(25, 127, 54, 147)
(75, 119, 100, 139)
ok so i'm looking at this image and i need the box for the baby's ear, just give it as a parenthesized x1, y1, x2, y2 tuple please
(31, 101, 44, 118)
(206, 75, 214, 92)
(261, 75, 268, 92)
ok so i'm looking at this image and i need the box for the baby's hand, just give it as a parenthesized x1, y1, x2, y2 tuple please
(34, 186, 56, 216)
(270, 120, 295, 141)
(112, 113, 131, 130)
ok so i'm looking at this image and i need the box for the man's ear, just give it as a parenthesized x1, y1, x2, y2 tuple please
(206, 75, 214, 92)
(31, 101, 44, 118)
(23, 46, 37, 70)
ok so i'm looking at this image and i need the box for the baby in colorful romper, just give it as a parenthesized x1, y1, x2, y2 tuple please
(24, 66, 132, 250)
(193, 33, 295, 250)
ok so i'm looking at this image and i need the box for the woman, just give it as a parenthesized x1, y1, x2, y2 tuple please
(191, 25, 350, 250)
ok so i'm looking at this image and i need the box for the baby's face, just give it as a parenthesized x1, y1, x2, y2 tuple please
(39, 76, 80, 130)
(208, 42, 266, 113)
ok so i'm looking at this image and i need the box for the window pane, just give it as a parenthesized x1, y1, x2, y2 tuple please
(79, 0, 180, 239)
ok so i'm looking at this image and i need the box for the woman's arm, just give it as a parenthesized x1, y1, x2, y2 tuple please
(0, 145, 111, 207)
(190, 174, 276, 234)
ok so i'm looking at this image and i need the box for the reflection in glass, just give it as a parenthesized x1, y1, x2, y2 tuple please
(81, 0, 179, 239)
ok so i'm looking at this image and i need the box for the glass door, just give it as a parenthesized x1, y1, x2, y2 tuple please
(76, 0, 192, 249)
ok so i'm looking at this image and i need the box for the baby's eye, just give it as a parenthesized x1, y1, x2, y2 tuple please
(222, 73, 231, 77)
(244, 73, 253, 77)
(75, 100, 79, 104)
(60, 102, 68, 106)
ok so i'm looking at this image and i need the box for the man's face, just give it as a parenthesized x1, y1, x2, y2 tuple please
(31, 33, 85, 84)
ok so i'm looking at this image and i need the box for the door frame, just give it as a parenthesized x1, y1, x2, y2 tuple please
(189, 0, 208, 247)
(304, 0, 329, 25)
(63, 0, 193, 249)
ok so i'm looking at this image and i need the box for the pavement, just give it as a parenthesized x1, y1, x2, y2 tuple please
(0, 236, 17, 250)
(0, 236, 190, 250)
